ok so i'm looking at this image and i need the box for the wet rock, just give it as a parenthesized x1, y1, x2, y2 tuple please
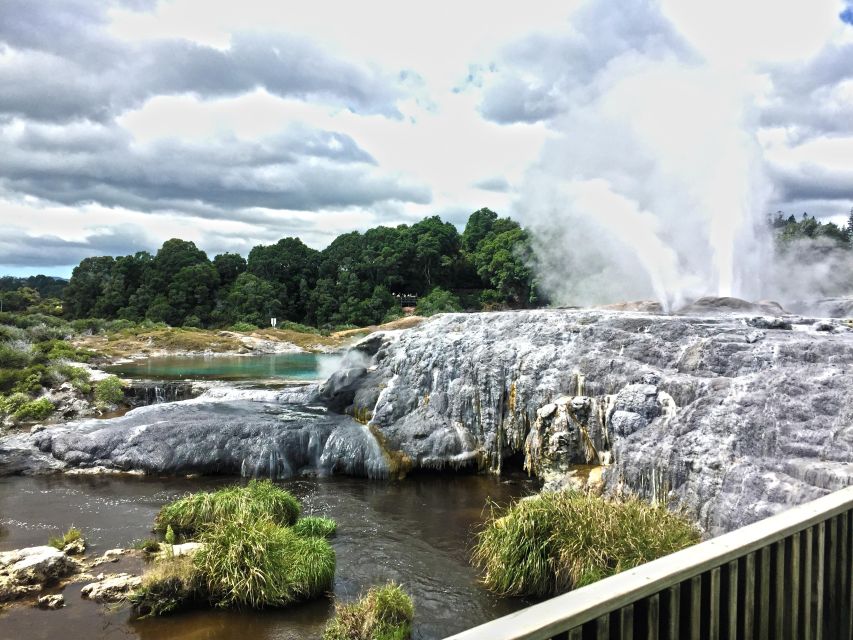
(813, 320, 836, 332)
(89, 549, 126, 567)
(62, 538, 86, 556)
(169, 542, 203, 557)
(80, 573, 141, 603)
(0, 546, 76, 586)
(745, 316, 793, 330)
(36, 594, 64, 609)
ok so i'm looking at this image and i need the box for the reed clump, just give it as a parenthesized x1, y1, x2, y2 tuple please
(473, 491, 700, 597)
(323, 582, 414, 640)
(134, 479, 337, 616)
(130, 554, 201, 617)
(195, 515, 335, 609)
(292, 515, 338, 538)
(155, 479, 300, 536)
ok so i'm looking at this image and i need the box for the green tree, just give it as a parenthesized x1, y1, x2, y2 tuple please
(213, 253, 247, 288)
(64, 256, 116, 318)
(220, 273, 282, 326)
(416, 287, 462, 316)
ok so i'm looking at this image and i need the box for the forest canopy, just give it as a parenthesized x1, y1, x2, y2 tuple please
(55, 209, 541, 329)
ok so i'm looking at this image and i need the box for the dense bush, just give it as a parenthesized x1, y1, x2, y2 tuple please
(94, 375, 125, 406)
(155, 479, 300, 536)
(473, 491, 700, 597)
(323, 583, 414, 640)
(415, 287, 462, 316)
(0, 343, 30, 369)
(229, 321, 258, 332)
(11, 397, 55, 422)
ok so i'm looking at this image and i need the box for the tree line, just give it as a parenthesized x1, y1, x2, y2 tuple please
(60, 208, 542, 328)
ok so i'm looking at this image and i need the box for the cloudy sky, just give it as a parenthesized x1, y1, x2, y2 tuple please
(1, 0, 852, 277)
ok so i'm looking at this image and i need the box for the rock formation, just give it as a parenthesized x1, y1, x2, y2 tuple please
(2, 303, 853, 534)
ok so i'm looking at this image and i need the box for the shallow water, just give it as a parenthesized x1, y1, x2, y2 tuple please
(107, 353, 343, 382)
(0, 473, 534, 640)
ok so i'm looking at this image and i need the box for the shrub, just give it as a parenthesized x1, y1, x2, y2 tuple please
(323, 583, 414, 640)
(292, 516, 337, 539)
(12, 397, 55, 422)
(0, 392, 30, 417)
(415, 287, 462, 317)
(130, 554, 201, 617)
(48, 526, 83, 550)
(50, 364, 92, 393)
(473, 491, 700, 597)
(155, 479, 300, 536)
(182, 315, 202, 329)
(230, 322, 258, 332)
(94, 375, 125, 406)
(0, 343, 31, 369)
(195, 516, 335, 609)
(11, 366, 48, 395)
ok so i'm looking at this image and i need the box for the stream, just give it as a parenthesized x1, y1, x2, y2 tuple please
(0, 349, 540, 639)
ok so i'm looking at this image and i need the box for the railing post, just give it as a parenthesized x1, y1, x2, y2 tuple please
(815, 521, 825, 640)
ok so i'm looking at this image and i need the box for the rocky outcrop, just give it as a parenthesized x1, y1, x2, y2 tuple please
(0, 546, 77, 603)
(81, 573, 141, 603)
(346, 309, 853, 533)
(3, 305, 853, 535)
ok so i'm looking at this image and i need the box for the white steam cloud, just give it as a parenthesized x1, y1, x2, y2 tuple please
(514, 0, 845, 310)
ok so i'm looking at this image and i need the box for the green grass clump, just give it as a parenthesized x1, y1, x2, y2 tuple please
(48, 526, 83, 550)
(323, 583, 414, 640)
(130, 554, 201, 617)
(292, 516, 337, 538)
(195, 515, 335, 609)
(229, 321, 259, 332)
(473, 491, 700, 597)
(132, 538, 162, 554)
(156, 479, 300, 536)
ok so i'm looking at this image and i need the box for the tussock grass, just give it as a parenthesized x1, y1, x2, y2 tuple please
(195, 515, 335, 609)
(323, 582, 414, 640)
(48, 526, 83, 550)
(473, 491, 700, 597)
(292, 516, 337, 539)
(130, 554, 201, 617)
(155, 479, 300, 536)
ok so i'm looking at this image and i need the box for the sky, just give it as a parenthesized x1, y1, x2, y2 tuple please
(0, 0, 852, 278)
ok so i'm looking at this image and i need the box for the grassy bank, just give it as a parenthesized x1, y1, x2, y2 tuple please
(473, 491, 700, 597)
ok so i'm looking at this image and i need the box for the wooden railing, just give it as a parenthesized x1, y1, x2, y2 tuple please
(445, 486, 853, 640)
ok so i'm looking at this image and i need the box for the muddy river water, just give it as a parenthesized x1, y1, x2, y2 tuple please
(0, 472, 535, 640)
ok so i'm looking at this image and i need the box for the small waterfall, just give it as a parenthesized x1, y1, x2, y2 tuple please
(125, 381, 198, 407)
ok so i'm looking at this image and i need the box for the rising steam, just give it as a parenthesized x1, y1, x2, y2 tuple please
(515, 1, 842, 310)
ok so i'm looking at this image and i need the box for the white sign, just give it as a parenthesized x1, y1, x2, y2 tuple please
(270, 317, 277, 328)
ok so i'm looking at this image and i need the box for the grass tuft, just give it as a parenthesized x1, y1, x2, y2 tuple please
(47, 526, 83, 550)
(472, 491, 700, 597)
(130, 554, 201, 617)
(323, 582, 414, 640)
(155, 479, 300, 536)
(292, 516, 337, 539)
(195, 515, 335, 609)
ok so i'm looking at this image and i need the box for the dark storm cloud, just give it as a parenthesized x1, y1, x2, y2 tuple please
(0, 121, 431, 214)
(473, 176, 511, 192)
(478, 0, 691, 124)
(0, 1, 404, 123)
(771, 163, 853, 203)
(0, 225, 157, 267)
